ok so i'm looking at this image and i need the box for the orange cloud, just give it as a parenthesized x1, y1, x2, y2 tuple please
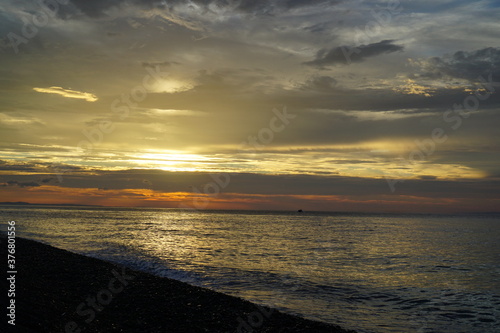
(1, 185, 499, 214)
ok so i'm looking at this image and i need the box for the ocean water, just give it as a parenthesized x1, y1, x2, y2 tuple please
(1, 206, 499, 332)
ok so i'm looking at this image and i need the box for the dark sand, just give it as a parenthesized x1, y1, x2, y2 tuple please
(1, 236, 356, 332)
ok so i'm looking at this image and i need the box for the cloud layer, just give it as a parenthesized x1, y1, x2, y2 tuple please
(33, 87, 98, 102)
(305, 40, 404, 67)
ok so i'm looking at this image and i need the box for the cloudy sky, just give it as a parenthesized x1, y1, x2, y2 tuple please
(0, 0, 499, 213)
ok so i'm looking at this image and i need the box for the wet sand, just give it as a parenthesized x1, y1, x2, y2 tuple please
(1, 236, 356, 332)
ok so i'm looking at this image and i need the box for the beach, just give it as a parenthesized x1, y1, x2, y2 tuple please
(1, 236, 356, 332)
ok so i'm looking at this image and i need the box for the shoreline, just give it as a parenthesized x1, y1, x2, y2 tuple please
(1, 236, 356, 332)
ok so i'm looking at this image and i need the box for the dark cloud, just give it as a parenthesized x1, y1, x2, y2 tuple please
(63, 0, 341, 18)
(418, 175, 438, 180)
(281, 0, 336, 9)
(278, 81, 500, 112)
(302, 75, 338, 92)
(64, 0, 123, 18)
(190, 0, 341, 14)
(412, 47, 500, 82)
(48, 0, 177, 19)
(231, 0, 340, 14)
(2, 180, 41, 188)
(305, 40, 404, 67)
(0, 161, 37, 172)
(0, 160, 87, 174)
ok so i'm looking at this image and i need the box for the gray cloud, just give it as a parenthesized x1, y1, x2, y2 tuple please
(2, 180, 41, 188)
(0, 160, 87, 174)
(62, 0, 341, 18)
(411, 47, 500, 82)
(305, 40, 404, 67)
(232, 0, 340, 14)
(63, 0, 126, 18)
(281, 0, 337, 9)
(302, 75, 338, 92)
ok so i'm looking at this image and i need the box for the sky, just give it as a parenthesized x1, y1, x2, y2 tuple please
(0, 0, 499, 213)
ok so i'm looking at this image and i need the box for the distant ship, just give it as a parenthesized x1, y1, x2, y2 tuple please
(297, 209, 303, 213)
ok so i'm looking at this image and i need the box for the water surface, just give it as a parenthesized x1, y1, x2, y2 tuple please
(1, 206, 499, 332)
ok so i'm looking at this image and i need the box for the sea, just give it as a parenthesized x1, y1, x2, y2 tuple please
(1, 205, 499, 333)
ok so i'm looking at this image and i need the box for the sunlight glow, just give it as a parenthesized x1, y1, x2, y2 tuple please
(33, 86, 98, 102)
(153, 79, 194, 93)
(128, 151, 218, 171)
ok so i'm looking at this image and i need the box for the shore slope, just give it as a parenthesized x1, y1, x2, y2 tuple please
(1, 236, 356, 332)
